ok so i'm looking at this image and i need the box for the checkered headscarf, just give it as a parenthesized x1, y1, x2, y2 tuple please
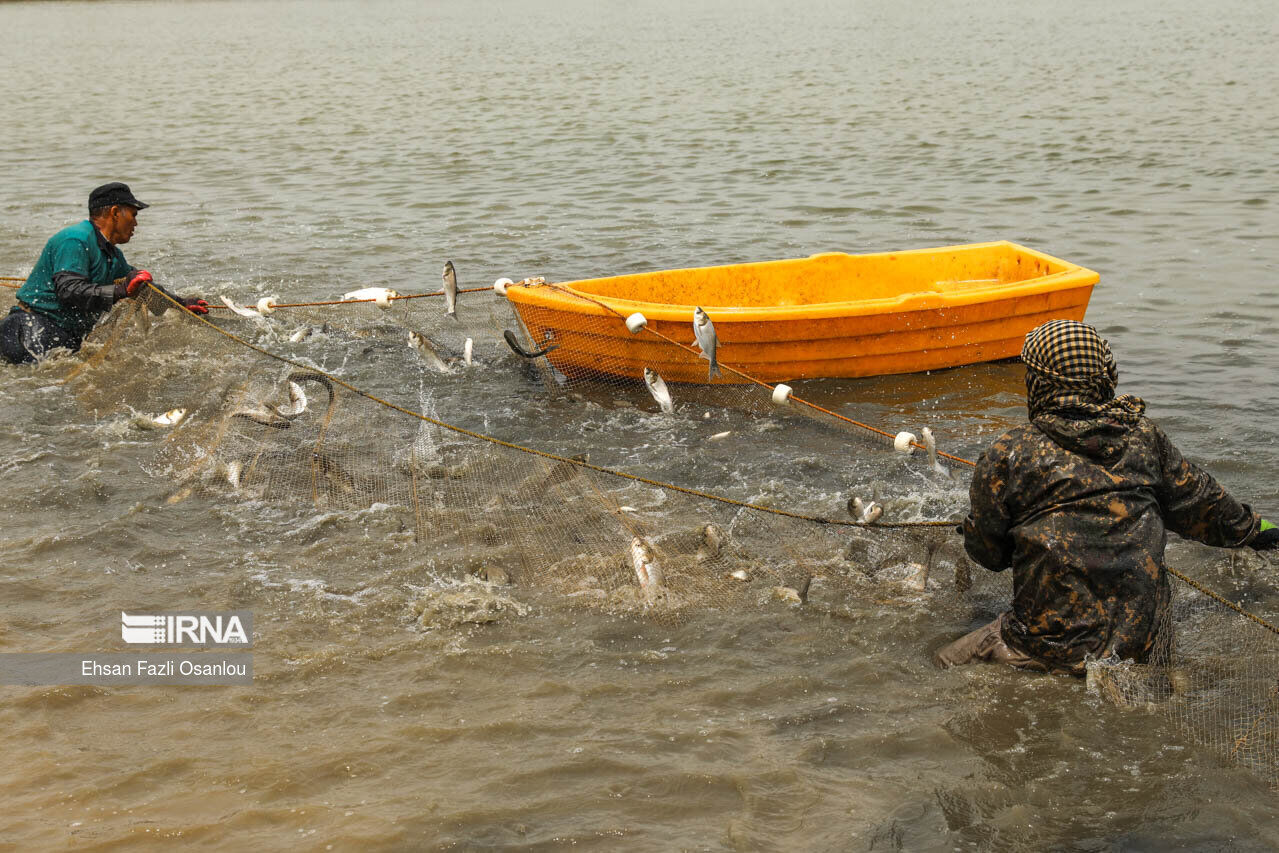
(1021, 319, 1145, 423)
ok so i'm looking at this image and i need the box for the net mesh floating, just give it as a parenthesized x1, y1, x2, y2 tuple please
(7, 275, 1277, 791)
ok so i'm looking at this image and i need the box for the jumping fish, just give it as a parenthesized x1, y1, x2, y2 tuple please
(442, 261, 459, 318)
(850, 497, 883, 524)
(921, 427, 950, 478)
(134, 408, 187, 430)
(642, 367, 674, 413)
(342, 287, 398, 308)
(408, 330, 452, 373)
(464, 337, 473, 367)
(693, 307, 720, 380)
(697, 523, 725, 562)
(631, 537, 664, 594)
(220, 293, 264, 320)
(502, 329, 558, 359)
(906, 540, 943, 592)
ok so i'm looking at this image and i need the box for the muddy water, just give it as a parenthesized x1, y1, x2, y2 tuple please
(2, 0, 1279, 848)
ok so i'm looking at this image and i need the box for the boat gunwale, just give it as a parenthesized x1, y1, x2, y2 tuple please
(505, 241, 1099, 324)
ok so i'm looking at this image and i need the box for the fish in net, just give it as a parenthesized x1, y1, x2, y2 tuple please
(18, 275, 1278, 791)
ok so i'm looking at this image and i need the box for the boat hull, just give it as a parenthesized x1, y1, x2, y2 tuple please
(506, 242, 1097, 384)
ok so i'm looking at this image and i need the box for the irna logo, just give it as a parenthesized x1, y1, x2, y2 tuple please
(120, 611, 252, 647)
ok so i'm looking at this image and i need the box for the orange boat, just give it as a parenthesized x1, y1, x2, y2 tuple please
(503, 241, 1098, 384)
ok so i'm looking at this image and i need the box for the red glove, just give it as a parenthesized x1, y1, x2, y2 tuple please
(125, 270, 153, 297)
(180, 297, 210, 316)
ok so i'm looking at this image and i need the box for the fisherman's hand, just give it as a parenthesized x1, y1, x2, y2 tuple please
(179, 297, 210, 316)
(1250, 520, 1279, 551)
(125, 270, 153, 298)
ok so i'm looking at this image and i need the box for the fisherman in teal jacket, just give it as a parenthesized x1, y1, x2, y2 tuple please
(1, 183, 208, 364)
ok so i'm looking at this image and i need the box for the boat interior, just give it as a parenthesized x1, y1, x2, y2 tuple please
(563, 242, 1072, 308)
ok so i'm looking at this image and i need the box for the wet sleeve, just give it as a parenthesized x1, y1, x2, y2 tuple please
(962, 439, 1014, 571)
(1152, 422, 1259, 547)
(52, 271, 119, 313)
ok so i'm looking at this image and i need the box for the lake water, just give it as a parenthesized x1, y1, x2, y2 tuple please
(2, 0, 1278, 848)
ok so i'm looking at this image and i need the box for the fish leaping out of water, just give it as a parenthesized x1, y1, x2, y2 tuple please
(693, 307, 720, 380)
(630, 537, 664, 599)
(850, 497, 883, 524)
(442, 261, 459, 318)
(342, 287, 398, 308)
(220, 293, 265, 320)
(503, 329, 558, 359)
(921, 427, 950, 478)
(642, 367, 674, 413)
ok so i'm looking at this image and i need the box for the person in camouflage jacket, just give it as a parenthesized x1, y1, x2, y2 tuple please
(936, 319, 1279, 676)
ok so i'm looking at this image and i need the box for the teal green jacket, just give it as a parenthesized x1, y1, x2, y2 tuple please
(16, 220, 134, 339)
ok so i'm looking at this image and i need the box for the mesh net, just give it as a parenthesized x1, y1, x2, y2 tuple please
(10, 275, 1279, 790)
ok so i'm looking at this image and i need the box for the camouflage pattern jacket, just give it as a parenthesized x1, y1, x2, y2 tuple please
(962, 413, 1259, 672)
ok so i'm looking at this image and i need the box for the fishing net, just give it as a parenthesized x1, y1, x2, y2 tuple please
(13, 273, 1279, 791)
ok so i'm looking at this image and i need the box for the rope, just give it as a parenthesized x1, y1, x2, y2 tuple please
(537, 283, 977, 467)
(142, 282, 950, 531)
(77, 283, 1279, 644)
(210, 286, 492, 312)
(1165, 565, 1279, 637)
(497, 283, 1279, 638)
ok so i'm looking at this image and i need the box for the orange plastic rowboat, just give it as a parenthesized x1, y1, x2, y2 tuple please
(504, 241, 1098, 384)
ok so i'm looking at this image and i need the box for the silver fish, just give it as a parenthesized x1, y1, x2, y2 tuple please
(442, 260, 458, 318)
(408, 330, 452, 373)
(219, 292, 264, 320)
(693, 307, 720, 380)
(921, 427, 950, 478)
(631, 537, 664, 592)
(342, 287, 398, 307)
(906, 540, 943, 592)
(464, 337, 473, 367)
(697, 523, 725, 562)
(133, 408, 186, 430)
(850, 497, 882, 524)
(642, 367, 674, 413)
(275, 382, 307, 419)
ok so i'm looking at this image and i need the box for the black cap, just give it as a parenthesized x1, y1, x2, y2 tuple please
(88, 182, 149, 213)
